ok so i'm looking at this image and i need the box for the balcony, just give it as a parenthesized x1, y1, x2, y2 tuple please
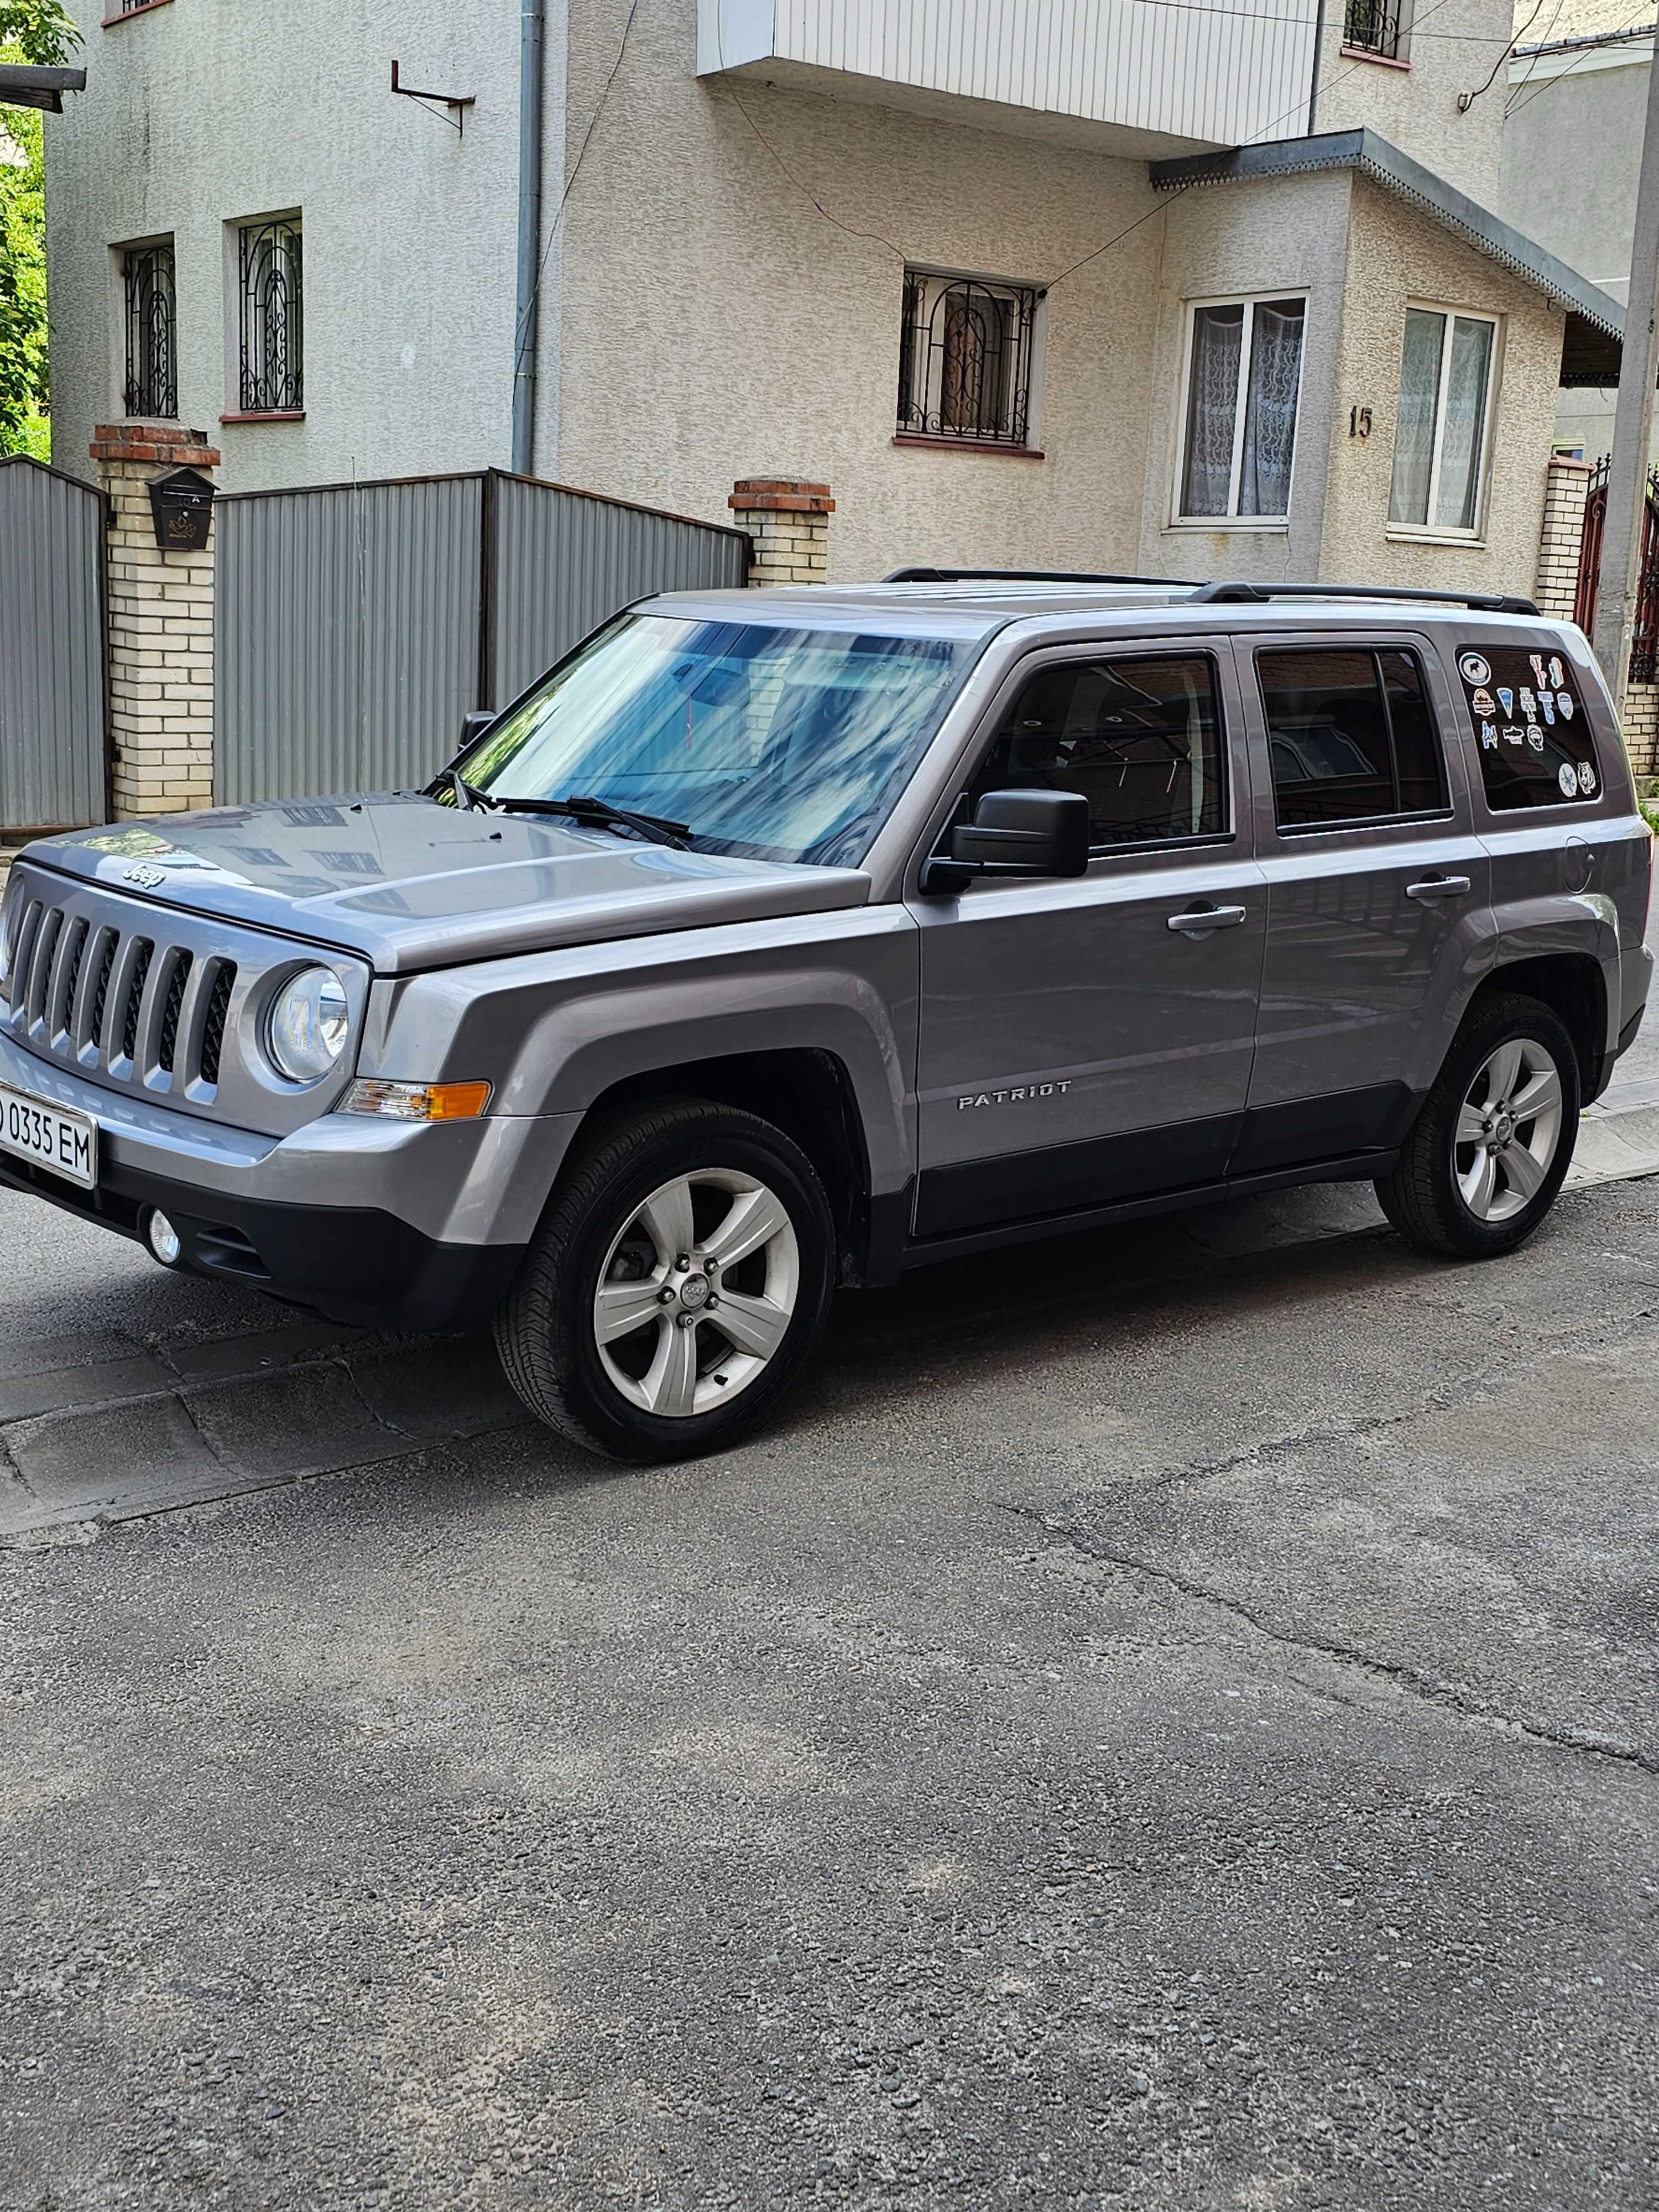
(697, 0, 1320, 160)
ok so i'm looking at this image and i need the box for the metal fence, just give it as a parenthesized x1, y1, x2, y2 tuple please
(215, 468, 750, 805)
(0, 457, 108, 834)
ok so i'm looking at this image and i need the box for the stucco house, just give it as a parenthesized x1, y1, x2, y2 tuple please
(1500, 0, 1655, 462)
(45, 0, 1630, 590)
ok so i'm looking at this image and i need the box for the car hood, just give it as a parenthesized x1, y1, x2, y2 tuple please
(23, 794, 872, 974)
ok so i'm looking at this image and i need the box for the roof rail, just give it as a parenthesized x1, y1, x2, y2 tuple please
(883, 566, 1172, 586)
(1187, 580, 1541, 617)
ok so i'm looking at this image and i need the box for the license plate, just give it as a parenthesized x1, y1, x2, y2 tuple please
(0, 1081, 98, 1191)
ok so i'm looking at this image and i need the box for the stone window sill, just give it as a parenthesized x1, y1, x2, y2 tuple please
(892, 434, 1045, 460)
(220, 410, 306, 425)
(1340, 44, 1410, 67)
(1164, 516, 1290, 533)
(103, 0, 174, 24)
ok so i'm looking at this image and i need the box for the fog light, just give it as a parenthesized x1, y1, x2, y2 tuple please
(147, 1208, 182, 1266)
(338, 1078, 492, 1122)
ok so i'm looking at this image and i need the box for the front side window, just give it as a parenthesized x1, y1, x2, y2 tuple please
(122, 240, 176, 418)
(968, 655, 1227, 848)
(238, 216, 303, 412)
(1261, 647, 1446, 829)
(1177, 295, 1306, 520)
(1389, 306, 1496, 533)
(896, 270, 1041, 450)
(1451, 643, 1602, 810)
(457, 614, 971, 868)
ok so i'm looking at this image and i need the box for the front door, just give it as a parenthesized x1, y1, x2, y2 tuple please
(1234, 632, 1491, 1174)
(910, 640, 1266, 1239)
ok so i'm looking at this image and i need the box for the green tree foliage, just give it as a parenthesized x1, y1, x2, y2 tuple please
(0, 2, 81, 458)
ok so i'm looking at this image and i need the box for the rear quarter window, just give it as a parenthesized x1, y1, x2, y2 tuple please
(1455, 645, 1601, 811)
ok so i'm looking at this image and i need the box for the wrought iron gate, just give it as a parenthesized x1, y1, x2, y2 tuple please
(1575, 455, 1659, 681)
(0, 457, 108, 834)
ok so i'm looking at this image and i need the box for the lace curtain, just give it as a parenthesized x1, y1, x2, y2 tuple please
(1238, 301, 1305, 518)
(1389, 308, 1444, 525)
(1180, 305, 1243, 517)
(1436, 316, 1494, 529)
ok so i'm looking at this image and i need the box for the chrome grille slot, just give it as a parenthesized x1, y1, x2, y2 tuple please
(24, 905, 62, 1033)
(86, 929, 118, 1060)
(158, 950, 193, 1076)
(198, 961, 236, 1088)
(9, 899, 42, 1020)
(49, 916, 89, 1049)
(0, 862, 370, 1138)
(119, 940, 153, 1065)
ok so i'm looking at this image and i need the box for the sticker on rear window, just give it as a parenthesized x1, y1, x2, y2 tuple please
(1458, 645, 1600, 813)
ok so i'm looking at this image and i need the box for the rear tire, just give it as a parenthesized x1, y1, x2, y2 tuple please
(495, 1097, 836, 1460)
(1375, 991, 1580, 1259)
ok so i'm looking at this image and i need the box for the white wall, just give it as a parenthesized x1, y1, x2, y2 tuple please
(46, 0, 536, 492)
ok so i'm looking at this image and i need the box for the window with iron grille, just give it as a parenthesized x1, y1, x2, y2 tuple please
(122, 241, 177, 418)
(237, 216, 303, 413)
(896, 270, 1042, 450)
(1343, 0, 1405, 59)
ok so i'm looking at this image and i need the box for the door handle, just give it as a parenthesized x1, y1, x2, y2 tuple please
(1167, 904, 1248, 933)
(1404, 875, 1472, 903)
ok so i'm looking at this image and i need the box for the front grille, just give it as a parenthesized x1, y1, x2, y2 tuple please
(3, 888, 238, 1099)
(0, 863, 362, 1136)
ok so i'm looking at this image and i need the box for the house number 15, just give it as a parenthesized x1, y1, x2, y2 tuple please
(1349, 405, 1373, 440)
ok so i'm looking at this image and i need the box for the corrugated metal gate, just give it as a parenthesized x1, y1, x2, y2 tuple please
(0, 457, 108, 833)
(215, 469, 750, 805)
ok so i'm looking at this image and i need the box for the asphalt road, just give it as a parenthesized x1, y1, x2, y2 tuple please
(3, 1155, 1658, 2211)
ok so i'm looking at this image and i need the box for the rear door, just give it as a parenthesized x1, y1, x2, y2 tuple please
(909, 637, 1266, 1238)
(1235, 630, 1491, 1173)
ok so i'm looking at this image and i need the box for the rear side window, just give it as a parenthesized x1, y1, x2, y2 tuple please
(1453, 645, 1602, 810)
(1259, 648, 1447, 829)
(969, 653, 1227, 848)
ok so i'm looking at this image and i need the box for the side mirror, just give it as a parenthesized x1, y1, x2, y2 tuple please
(921, 789, 1091, 893)
(458, 709, 497, 752)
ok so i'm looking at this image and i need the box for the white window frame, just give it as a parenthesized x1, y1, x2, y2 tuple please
(1386, 301, 1502, 544)
(1170, 289, 1308, 530)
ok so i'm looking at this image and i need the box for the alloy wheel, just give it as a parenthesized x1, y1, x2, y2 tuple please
(1452, 1036, 1564, 1224)
(592, 1168, 800, 1417)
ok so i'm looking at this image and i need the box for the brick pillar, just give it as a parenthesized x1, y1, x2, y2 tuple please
(1534, 452, 1594, 622)
(727, 478, 834, 587)
(90, 424, 220, 820)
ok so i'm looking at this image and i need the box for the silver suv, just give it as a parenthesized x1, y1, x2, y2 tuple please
(1, 576, 1651, 1459)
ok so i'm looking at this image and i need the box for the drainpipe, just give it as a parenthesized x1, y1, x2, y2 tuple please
(512, 0, 545, 477)
(1307, 0, 1326, 133)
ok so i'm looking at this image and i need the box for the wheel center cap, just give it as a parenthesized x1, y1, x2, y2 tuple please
(1494, 1112, 1516, 1146)
(680, 1272, 712, 1310)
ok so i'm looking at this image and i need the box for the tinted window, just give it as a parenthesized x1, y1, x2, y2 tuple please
(1261, 648, 1447, 828)
(969, 655, 1227, 847)
(1451, 643, 1603, 811)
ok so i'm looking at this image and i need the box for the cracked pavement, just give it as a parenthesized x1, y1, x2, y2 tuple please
(2, 1170, 1658, 2209)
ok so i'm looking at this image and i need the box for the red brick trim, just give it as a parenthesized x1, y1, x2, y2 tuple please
(102, 0, 174, 24)
(219, 410, 306, 425)
(891, 434, 1046, 460)
(90, 424, 221, 467)
(730, 477, 835, 514)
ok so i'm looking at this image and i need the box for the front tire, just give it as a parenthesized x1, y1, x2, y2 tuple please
(1375, 991, 1580, 1259)
(495, 1098, 836, 1460)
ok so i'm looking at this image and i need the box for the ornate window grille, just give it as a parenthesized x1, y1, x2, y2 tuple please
(237, 217, 304, 413)
(1343, 0, 1404, 58)
(897, 270, 1041, 449)
(123, 242, 178, 418)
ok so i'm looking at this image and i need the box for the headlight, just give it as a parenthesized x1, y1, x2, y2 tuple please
(265, 967, 349, 1083)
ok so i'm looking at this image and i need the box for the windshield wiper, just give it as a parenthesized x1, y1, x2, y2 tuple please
(494, 793, 692, 850)
(435, 768, 498, 813)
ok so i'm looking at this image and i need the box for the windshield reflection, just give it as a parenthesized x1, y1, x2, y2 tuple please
(458, 614, 970, 867)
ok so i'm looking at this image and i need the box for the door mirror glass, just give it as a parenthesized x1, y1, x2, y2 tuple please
(951, 787, 1091, 876)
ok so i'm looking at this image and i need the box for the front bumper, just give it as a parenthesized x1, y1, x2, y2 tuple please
(0, 1028, 580, 1329)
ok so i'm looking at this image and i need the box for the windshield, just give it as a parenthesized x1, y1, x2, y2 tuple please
(456, 613, 972, 867)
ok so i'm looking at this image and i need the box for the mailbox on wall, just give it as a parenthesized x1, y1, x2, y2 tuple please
(147, 467, 216, 552)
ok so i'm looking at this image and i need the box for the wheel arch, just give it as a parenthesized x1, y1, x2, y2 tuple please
(1475, 949, 1610, 1100)
(572, 1048, 880, 1286)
